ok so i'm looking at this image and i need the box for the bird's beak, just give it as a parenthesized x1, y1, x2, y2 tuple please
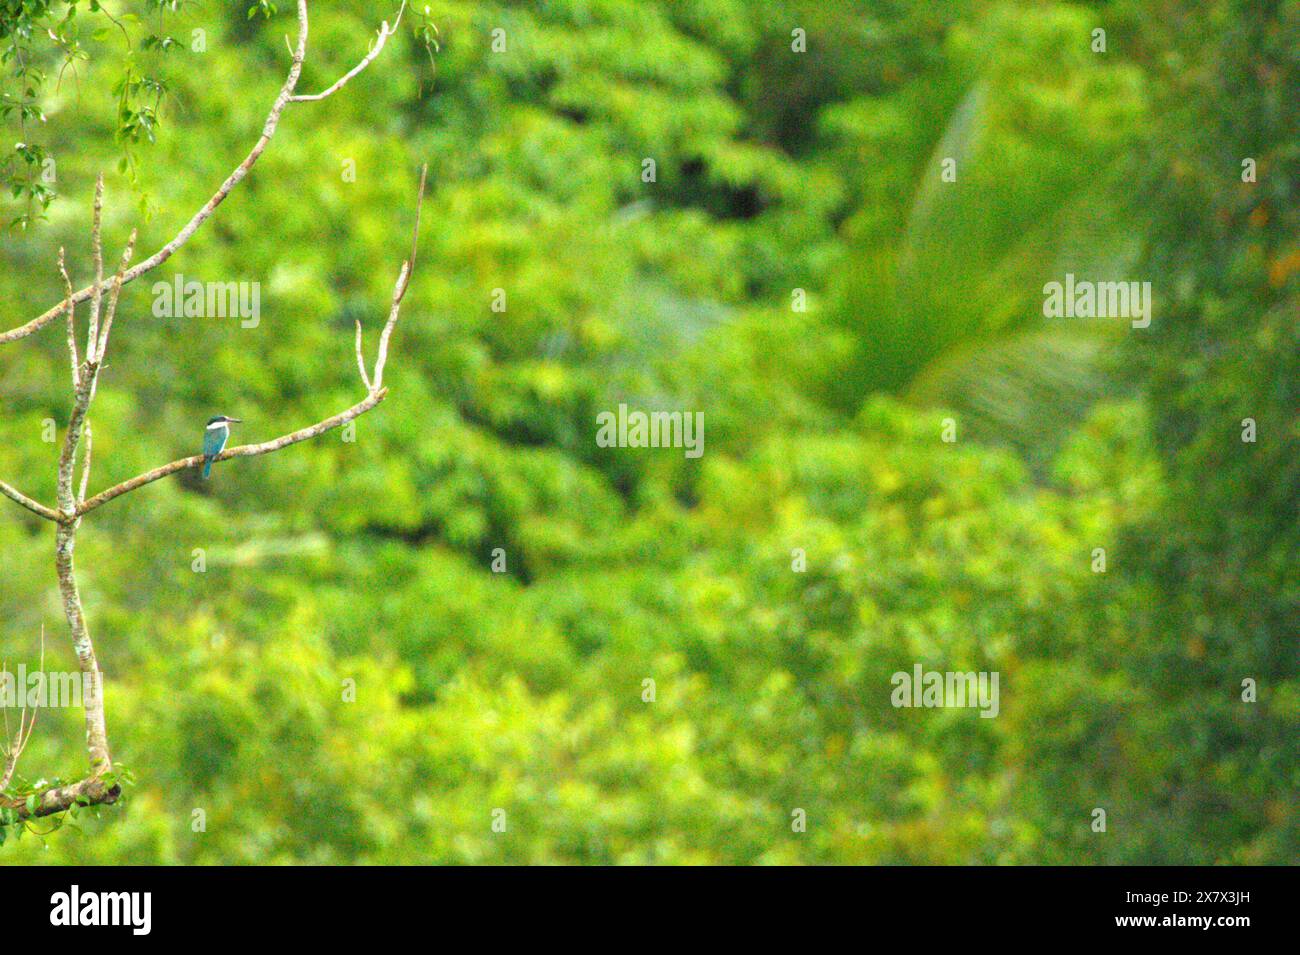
(228, 418, 243, 424)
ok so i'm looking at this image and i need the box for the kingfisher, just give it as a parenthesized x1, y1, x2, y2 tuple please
(202, 415, 242, 479)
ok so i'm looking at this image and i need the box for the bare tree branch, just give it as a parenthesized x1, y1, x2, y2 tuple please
(86, 175, 105, 357)
(87, 229, 137, 409)
(0, 0, 408, 347)
(290, 1, 406, 102)
(0, 775, 120, 823)
(96, 229, 137, 368)
(68, 231, 137, 505)
(59, 248, 79, 390)
(372, 164, 426, 391)
(0, 480, 62, 522)
(78, 389, 388, 517)
(355, 320, 373, 391)
(57, 360, 96, 516)
(0, 0, 311, 346)
(78, 163, 425, 517)
(78, 423, 93, 505)
(0, 223, 135, 522)
(372, 266, 410, 393)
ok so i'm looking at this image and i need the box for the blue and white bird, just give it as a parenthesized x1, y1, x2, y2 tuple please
(201, 415, 242, 479)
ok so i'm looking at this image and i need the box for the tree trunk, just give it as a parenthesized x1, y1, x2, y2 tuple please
(54, 521, 111, 777)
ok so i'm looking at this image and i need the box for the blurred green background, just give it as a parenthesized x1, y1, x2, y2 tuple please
(0, 0, 1295, 863)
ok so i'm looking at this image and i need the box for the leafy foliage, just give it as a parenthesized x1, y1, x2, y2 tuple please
(0, 0, 1292, 863)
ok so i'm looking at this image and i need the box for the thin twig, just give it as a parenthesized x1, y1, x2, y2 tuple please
(355, 320, 372, 391)
(0, 626, 44, 792)
(89, 229, 138, 407)
(289, 1, 406, 102)
(372, 164, 426, 391)
(59, 248, 79, 389)
(86, 175, 104, 360)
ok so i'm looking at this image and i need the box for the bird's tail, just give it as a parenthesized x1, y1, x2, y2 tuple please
(202, 457, 213, 479)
